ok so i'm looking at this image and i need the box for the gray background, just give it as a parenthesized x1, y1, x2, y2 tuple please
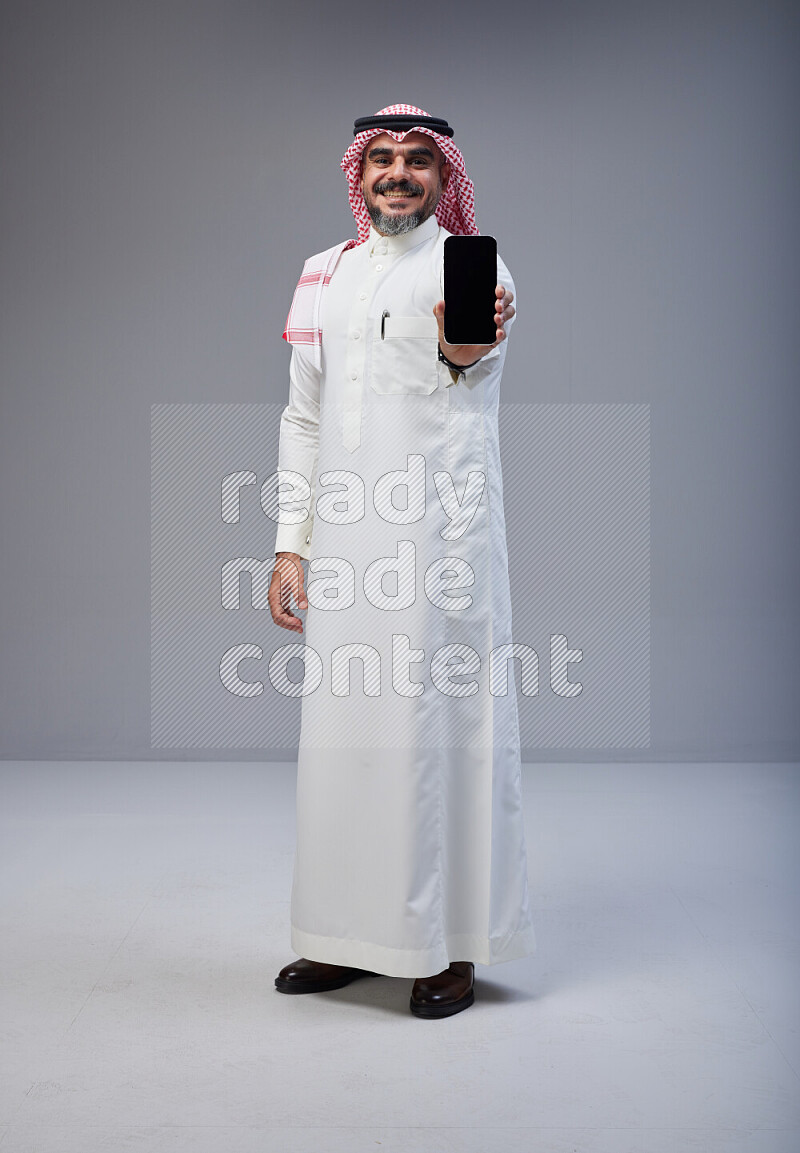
(1, 0, 797, 761)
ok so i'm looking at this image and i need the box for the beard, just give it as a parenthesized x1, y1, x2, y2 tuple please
(364, 177, 441, 236)
(367, 205, 427, 235)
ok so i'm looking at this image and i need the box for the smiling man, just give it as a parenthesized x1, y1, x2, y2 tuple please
(269, 104, 536, 1019)
(361, 132, 450, 234)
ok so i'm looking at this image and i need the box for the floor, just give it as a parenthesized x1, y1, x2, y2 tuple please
(0, 760, 797, 1153)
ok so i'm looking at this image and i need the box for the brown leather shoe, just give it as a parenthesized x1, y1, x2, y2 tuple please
(409, 961, 475, 1018)
(274, 956, 380, 994)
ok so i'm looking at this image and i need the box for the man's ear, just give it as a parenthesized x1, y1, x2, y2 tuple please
(441, 160, 452, 191)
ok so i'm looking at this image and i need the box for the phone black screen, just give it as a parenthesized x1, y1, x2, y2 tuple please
(443, 235, 498, 346)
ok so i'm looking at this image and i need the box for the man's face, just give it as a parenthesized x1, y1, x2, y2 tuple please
(360, 131, 451, 236)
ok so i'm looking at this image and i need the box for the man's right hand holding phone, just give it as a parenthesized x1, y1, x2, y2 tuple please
(433, 284, 515, 367)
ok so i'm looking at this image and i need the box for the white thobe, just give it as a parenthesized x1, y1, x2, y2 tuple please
(275, 214, 536, 978)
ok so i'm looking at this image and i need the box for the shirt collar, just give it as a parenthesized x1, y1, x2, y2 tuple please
(367, 213, 440, 257)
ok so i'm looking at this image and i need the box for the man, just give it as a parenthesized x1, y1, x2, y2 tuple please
(268, 104, 535, 1018)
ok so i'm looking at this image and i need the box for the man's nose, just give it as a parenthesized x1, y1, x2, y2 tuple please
(387, 155, 412, 180)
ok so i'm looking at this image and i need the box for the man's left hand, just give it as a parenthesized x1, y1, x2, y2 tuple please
(433, 284, 515, 368)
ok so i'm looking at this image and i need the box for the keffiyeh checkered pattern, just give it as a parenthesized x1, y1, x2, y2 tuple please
(341, 103, 479, 244)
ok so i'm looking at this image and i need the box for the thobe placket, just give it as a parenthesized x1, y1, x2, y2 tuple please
(342, 233, 390, 452)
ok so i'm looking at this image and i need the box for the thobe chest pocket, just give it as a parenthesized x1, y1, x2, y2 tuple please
(369, 315, 439, 396)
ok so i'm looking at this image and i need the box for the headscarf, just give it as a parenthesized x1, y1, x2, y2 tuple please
(340, 103, 479, 244)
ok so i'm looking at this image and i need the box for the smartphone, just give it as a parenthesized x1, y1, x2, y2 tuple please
(443, 235, 498, 346)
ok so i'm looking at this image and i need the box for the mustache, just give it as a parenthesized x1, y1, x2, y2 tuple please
(373, 180, 425, 197)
